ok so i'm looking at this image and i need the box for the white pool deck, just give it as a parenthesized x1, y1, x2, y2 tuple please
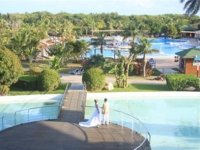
(0, 94, 63, 102)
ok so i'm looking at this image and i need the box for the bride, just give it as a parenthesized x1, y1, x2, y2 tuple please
(79, 99, 101, 127)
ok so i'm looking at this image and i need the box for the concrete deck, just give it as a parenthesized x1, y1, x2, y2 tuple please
(0, 83, 149, 150)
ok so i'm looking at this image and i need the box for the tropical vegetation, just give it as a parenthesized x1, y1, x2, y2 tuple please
(37, 69, 60, 91)
(137, 37, 160, 77)
(1, 11, 200, 93)
(0, 47, 23, 95)
(82, 68, 106, 91)
(166, 74, 199, 91)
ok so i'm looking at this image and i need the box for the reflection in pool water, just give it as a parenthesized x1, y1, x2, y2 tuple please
(86, 92, 200, 150)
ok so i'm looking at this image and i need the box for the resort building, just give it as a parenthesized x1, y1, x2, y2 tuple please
(180, 25, 200, 39)
(176, 48, 200, 77)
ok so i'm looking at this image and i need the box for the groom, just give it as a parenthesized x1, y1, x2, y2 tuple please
(102, 98, 109, 125)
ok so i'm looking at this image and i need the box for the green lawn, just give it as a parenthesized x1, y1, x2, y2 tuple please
(18, 61, 170, 94)
(89, 84, 170, 93)
(22, 60, 82, 74)
(19, 75, 38, 81)
(9, 83, 68, 95)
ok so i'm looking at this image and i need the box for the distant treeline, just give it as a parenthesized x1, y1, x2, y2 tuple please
(0, 11, 200, 38)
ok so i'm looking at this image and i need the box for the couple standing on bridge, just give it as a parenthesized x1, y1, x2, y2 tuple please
(79, 98, 109, 127)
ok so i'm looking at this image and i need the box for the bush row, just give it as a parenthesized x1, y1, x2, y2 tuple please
(13, 79, 38, 91)
(166, 74, 199, 91)
(12, 69, 60, 91)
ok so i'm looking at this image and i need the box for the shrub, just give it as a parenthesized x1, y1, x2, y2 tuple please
(12, 75, 38, 91)
(37, 69, 60, 91)
(166, 74, 199, 91)
(0, 85, 9, 96)
(29, 63, 41, 75)
(0, 47, 23, 95)
(133, 61, 153, 76)
(82, 68, 105, 91)
(83, 55, 105, 69)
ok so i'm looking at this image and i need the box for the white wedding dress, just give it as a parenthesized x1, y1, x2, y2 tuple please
(79, 104, 101, 127)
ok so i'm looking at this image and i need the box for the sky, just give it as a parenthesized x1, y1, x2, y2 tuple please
(0, 0, 199, 16)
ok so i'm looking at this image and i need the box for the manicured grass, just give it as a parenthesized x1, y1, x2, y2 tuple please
(59, 63, 82, 74)
(9, 83, 68, 95)
(92, 84, 170, 93)
(19, 75, 38, 81)
(22, 60, 82, 74)
(17, 61, 169, 94)
(59, 68, 75, 74)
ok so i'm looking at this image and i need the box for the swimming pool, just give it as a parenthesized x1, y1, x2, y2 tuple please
(84, 38, 189, 58)
(0, 94, 63, 130)
(85, 92, 200, 150)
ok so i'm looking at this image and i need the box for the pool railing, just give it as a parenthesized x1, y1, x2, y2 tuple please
(82, 106, 151, 150)
(58, 83, 70, 114)
(0, 105, 59, 131)
(81, 83, 151, 150)
(0, 83, 70, 132)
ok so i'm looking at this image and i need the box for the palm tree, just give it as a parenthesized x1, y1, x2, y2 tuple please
(180, 0, 200, 16)
(9, 29, 29, 56)
(91, 33, 106, 55)
(71, 40, 90, 62)
(87, 18, 96, 36)
(25, 28, 41, 62)
(46, 43, 72, 71)
(122, 22, 140, 42)
(110, 42, 141, 88)
(83, 54, 105, 69)
(61, 20, 75, 40)
(137, 37, 159, 77)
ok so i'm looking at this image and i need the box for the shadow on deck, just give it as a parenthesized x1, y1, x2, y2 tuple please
(0, 83, 150, 150)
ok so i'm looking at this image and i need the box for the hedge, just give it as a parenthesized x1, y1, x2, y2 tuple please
(166, 74, 199, 91)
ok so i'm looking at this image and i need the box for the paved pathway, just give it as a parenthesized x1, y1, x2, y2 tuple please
(60, 57, 179, 85)
(0, 83, 149, 150)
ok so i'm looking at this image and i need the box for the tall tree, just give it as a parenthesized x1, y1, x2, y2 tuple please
(91, 33, 107, 55)
(9, 29, 29, 56)
(25, 28, 41, 62)
(137, 37, 159, 77)
(180, 0, 200, 16)
(46, 43, 72, 71)
(0, 47, 23, 95)
(122, 22, 140, 42)
(69, 40, 90, 62)
(108, 42, 141, 88)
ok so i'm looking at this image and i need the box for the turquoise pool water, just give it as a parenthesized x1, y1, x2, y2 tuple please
(86, 92, 200, 150)
(0, 94, 63, 130)
(84, 38, 188, 58)
(0, 94, 62, 116)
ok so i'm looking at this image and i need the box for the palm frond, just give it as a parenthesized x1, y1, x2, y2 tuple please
(181, 0, 200, 16)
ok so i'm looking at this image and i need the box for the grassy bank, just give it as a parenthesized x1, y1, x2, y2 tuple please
(9, 83, 68, 96)
(89, 84, 170, 93)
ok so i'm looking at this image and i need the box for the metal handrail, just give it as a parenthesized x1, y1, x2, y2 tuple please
(0, 83, 70, 132)
(0, 105, 59, 131)
(80, 83, 151, 149)
(82, 106, 151, 150)
(60, 83, 70, 106)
